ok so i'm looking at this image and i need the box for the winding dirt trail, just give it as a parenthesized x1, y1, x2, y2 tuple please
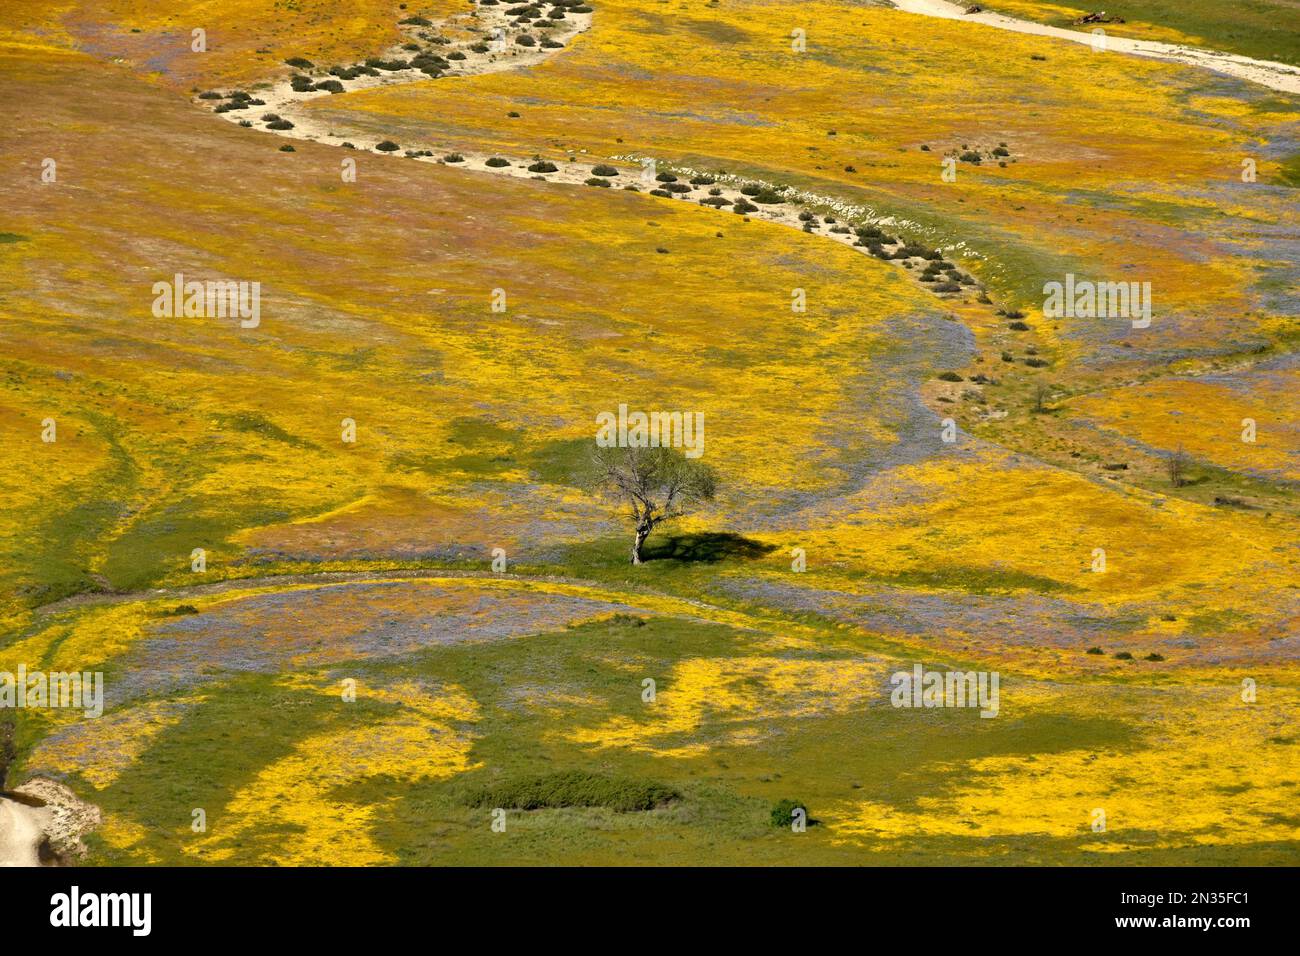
(889, 0, 1300, 95)
(199, 3, 986, 299)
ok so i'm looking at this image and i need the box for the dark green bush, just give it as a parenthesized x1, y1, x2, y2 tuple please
(375, 140, 400, 151)
(585, 177, 611, 187)
(937, 371, 963, 382)
(444, 153, 465, 162)
(516, 34, 537, 46)
(266, 119, 294, 130)
(1086, 646, 1104, 655)
(400, 15, 432, 25)
(655, 172, 678, 182)
(466, 770, 678, 812)
(285, 56, 314, 68)
(770, 799, 809, 828)
(528, 160, 558, 173)
(485, 157, 511, 167)
(1114, 651, 1134, 660)
(1009, 320, 1030, 331)
(591, 164, 618, 176)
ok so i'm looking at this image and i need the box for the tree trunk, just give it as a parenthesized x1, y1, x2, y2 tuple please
(631, 524, 650, 565)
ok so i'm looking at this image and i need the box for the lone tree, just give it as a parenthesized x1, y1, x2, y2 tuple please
(1167, 445, 1190, 487)
(594, 445, 718, 564)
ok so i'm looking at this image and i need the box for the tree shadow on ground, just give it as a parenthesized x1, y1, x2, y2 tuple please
(642, 532, 777, 564)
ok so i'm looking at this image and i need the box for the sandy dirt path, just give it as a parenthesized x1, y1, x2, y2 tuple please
(0, 798, 46, 867)
(889, 0, 1300, 94)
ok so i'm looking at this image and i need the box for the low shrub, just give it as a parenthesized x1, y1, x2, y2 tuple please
(959, 151, 982, 164)
(655, 172, 678, 182)
(528, 160, 558, 173)
(937, 371, 963, 382)
(198, 91, 222, 100)
(400, 15, 433, 25)
(1008, 320, 1030, 331)
(591, 164, 619, 176)
(699, 196, 730, 207)
(444, 152, 465, 162)
(375, 140, 400, 152)
(285, 56, 314, 68)
(466, 771, 677, 812)
(1114, 651, 1134, 660)
(585, 177, 611, 187)
(1086, 646, 1104, 655)
(664, 182, 691, 193)
(541, 39, 564, 48)
(485, 157, 511, 167)
(314, 79, 344, 93)
(279, 144, 295, 152)
(689, 175, 715, 185)
(770, 799, 810, 828)
(516, 34, 537, 46)
(266, 119, 295, 130)
(649, 188, 671, 197)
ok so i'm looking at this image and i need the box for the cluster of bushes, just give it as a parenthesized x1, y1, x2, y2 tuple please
(410, 51, 449, 75)
(591, 164, 618, 176)
(465, 770, 677, 812)
(213, 90, 263, 113)
(664, 182, 691, 193)
(734, 198, 757, 213)
(689, 174, 715, 186)
(699, 196, 730, 207)
(330, 63, 380, 80)
(485, 157, 511, 167)
(285, 56, 314, 69)
(266, 118, 294, 130)
(516, 34, 537, 46)
(585, 176, 611, 187)
(528, 160, 558, 173)
(400, 15, 433, 26)
(444, 152, 465, 162)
